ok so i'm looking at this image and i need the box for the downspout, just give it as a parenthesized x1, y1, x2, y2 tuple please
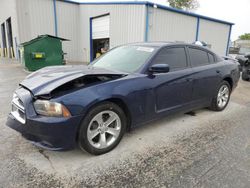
(53, 0, 58, 36)
(89, 18, 93, 62)
(195, 17, 200, 41)
(144, 4, 149, 42)
(226, 25, 232, 56)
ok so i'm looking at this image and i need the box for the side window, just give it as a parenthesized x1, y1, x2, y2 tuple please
(189, 48, 210, 67)
(208, 53, 216, 63)
(153, 47, 188, 70)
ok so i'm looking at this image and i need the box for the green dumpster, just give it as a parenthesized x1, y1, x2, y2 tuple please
(20, 35, 69, 71)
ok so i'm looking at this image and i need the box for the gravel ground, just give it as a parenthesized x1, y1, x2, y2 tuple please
(0, 59, 250, 188)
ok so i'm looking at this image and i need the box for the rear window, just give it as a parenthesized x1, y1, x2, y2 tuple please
(189, 48, 210, 67)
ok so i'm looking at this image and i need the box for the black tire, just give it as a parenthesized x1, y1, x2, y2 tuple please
(242, 71, 250, 81)
(209, 81, 231, 111)
(78, 102, 127, 155)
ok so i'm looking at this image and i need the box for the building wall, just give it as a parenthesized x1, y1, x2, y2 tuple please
(16, 0, 81, 62)
(56, 1, 81, 62)
(148, 7, 197, 43)
(198, 19, 230, 55)
(79, 4, 146, 62)
(148, 7, 231, 55)
(1, 1, 232, 62)
(233, 39, 250, 48)
(0, 0, 19, 58)
(16, 0, 54, 43)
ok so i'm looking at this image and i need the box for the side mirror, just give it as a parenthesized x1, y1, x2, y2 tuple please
(149, 64, 170, 74)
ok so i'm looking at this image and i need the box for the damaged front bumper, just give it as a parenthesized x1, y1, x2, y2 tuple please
(6, 113, 82, 150)
(6, 87, 83, 150)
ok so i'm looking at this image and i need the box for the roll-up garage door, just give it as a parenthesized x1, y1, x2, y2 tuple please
(92, 15, 110, 39)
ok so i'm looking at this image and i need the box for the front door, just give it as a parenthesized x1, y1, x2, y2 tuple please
(149, 46, 194, 113)
(153, 69, 194, 113)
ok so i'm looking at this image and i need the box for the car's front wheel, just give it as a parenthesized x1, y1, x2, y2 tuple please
(210, 81, 231, 111)
(78, 102, 127, 155)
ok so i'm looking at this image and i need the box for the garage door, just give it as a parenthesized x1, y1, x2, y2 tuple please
(92, 15, 110, 39)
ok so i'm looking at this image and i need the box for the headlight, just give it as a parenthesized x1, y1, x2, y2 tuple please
(34, 100, 71, 117)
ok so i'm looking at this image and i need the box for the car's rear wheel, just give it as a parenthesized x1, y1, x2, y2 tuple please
(210, 81, 231, 111)
(242, 71, 250, 81)
(78, 102, 126, 155)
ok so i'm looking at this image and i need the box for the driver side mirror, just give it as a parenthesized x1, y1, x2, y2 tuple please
(149, 64, 170, 74)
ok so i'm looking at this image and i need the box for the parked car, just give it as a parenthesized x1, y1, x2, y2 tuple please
(6, 42, 240, 155)
(236, 54, 248, 69)
(241, 54, 250, 81)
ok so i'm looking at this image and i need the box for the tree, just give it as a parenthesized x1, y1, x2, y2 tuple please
(239, 33, 250, 40)
(168, 0, 199, 11)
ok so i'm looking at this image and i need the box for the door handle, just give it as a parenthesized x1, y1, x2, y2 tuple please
(186, 78, 193, 82)
(216, 70, 221, 73)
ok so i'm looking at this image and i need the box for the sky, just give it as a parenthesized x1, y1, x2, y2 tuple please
(196, 0, 250, 40)
(74, 0, 250, 41)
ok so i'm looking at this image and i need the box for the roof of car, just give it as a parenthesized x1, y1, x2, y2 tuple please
(129, 41, 206, 48)
(129, 42, 174, 47)
(127, 42, 218, 55)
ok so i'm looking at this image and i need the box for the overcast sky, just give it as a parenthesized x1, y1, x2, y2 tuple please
(75, 0, 250, 41)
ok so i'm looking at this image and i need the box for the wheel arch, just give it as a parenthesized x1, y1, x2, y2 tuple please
(223, 76, 233, 90)
(105, 98, 132, 131)
(76, 97, 132, 142)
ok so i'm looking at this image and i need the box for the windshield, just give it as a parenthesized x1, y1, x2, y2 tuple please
(92, 45, 156, 73)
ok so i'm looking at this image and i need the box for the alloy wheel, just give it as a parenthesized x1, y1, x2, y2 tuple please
(87, 110, 121, 149)
(217, 85, 230, 108)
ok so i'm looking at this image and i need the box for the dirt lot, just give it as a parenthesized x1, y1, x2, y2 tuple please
(0, 59, 250, 188)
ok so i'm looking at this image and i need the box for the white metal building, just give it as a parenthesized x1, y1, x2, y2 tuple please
(0, 0, 234, 62)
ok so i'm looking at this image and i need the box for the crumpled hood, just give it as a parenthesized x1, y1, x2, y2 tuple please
(20, 65, 125, 96)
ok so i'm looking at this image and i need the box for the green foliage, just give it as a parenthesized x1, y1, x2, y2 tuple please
(168, 0, 199, 11)
(239, 33, 250, 40)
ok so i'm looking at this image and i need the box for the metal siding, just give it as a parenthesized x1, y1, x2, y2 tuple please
(110, 5, 145, 47)
(13, 1, 232, 62)
(79, 4, 145, 62)
(78, 1, 234, 26)
(56, 1, 81, 62)
(16, 0, 31, 43)
(148, 7, 197, 43)
(198, 19, 230, 55)
(17, 0, 54, 43)
(0, 0, 19, 58)
(17, 0, 81, 62)
(26, 0, 55, 39)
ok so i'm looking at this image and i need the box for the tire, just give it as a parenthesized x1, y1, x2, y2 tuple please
(242, 71, 250, 81)
(209, 81, 231, 111)
(78, 102, 127, 155)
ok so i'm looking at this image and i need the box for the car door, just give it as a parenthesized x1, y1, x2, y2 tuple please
(148, 46, 194, 114)
(187, 47, 222, 103)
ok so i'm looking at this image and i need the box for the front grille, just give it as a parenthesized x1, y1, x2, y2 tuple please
(11, 93, 26, 124)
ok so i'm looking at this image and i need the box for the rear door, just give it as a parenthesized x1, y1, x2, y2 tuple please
(187, 47, 222, 103)
(149, 46, 194, 113)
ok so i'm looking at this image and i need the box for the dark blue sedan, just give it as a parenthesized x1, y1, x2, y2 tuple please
(7, 42, 240, 155)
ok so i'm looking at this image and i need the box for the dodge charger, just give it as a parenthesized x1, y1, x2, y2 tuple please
(6, 42, 240, 155)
